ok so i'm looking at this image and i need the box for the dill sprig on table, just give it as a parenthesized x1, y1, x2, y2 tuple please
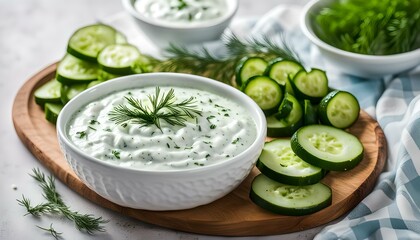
(109, 87, 202, 131)
(37, 224, 63, 240)
(17, 168, 108, 235)
(314, 0, 420, 55)
(155, 33, 300, 85)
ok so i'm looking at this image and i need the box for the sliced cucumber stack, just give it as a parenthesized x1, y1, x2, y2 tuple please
(291, 125, 364, 171)
(250, 174, 332, 216)
(257, 139, 326, 186)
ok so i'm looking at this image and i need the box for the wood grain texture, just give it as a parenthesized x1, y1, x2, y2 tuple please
(12, 63, 387, 236)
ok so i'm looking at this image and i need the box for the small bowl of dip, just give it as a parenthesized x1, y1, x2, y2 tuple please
(57, 73, 266, 210)
(122, 0, 238, 48)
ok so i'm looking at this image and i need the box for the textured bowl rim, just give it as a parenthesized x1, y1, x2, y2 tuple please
(57, 73, 266, 175)
(301, 0, 420, 62)
(122, 0, 239, 30)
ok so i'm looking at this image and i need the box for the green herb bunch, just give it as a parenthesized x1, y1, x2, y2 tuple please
(314, 0, 420, 55)
(155, 34, 300, 85)
(17, 168, 108, 237)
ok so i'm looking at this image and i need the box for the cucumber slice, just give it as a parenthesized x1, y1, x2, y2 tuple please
(87, 80, 105, 88)
(34, 79, 62, 106)
(291, 69, 329, 102)
(44, 103, 63, 124)
(60, 83, 88, 104)
(257, 139, 326, 186)
(56, 54, 98, 85)
(265, 59, 304, 94)
(291, 125, 364, 171)
(303, 99, 318, 125)
(274, 96, 293, 119)
(115, 31, 128, 44)
(267, 115, 302, 137)
(98, 69, 122, 81)
(130, 54, 157, 74)
(235, 57, 268, 87)
(67, 24, 117, 62)
(97, 44, 141, 75)
(319, 90, 360, 129)
(250, 174, 332, 216)
(267, 93, 303, 137)
(242, 76, 283, 114)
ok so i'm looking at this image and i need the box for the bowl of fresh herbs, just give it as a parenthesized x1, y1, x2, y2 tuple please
(301, 0, 420, 77)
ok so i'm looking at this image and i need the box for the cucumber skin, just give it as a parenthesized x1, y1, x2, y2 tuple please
(318, 90, 360, 129)
(67, 46, 98, 63)
(235, 56, 268, 87)
(256, 159, 327, 186)
(290, 69, 328, 103)
(249, 175, 332, 216)
(267, 118, 302, 138)
(290, 126, 364, 171)
(242, 76, 283, 115)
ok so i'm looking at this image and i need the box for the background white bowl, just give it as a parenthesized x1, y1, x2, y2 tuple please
(122, 0, 238, 48)
(301, 0, 420, 78)
(57, 73, 266, 211)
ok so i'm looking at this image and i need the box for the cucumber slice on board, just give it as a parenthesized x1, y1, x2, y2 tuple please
(34, 79, 62, 106)
(319, 90, 360, 129)
(98, 69, 122, 81)
(265, 59, 304, 95)
(250, 174, 332, 216)
(97, 44, 141, 75)
(242, 76, 283, 115)
(56, 54, 98, 85)
(267, 93, 303, 137)
(235, 57, 268, 87)
(291, 125, 364, 171)
(291, 69, 329, 103)
(45, 103, 63, 124)
(67, 24, 117, 62)
(257, 139, 326, 186)
(60, 83, 88, 104)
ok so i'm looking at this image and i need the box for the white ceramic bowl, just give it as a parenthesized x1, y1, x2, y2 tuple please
(301, 0, 420, 78)
(122, 0, 238, 48)
(57, 73, 266, 211)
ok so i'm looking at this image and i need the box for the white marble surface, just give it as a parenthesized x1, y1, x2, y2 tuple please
(0, 0, 329, 239)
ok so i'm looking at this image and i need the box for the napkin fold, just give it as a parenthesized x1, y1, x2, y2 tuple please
(106, 4, 420, 239)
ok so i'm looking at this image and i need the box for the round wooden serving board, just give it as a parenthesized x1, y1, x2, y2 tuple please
(12, 63, 387, 236)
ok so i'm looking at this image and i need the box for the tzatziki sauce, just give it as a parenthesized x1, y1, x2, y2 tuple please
(68, 86, 257, 171)
(134, 0, 227, 24)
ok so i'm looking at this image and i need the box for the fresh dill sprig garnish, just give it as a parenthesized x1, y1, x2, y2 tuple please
(37, 224, 63, 240)
(17, 168, 108, 234)
(109, 87, 202, 131)
(155, 33, 300, 86)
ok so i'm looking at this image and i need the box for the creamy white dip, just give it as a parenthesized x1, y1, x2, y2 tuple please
(68, 86, 257, 170)
(134, 0, 227, 24)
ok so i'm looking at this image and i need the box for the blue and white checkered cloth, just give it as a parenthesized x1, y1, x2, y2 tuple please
(249, 5, 420, 240)
(108, 4, 420, 239)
